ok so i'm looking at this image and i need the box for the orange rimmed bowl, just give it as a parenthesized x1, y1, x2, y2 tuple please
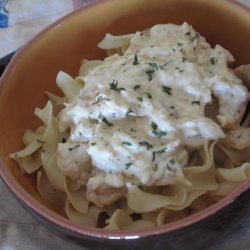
(0, 0, 250, 249)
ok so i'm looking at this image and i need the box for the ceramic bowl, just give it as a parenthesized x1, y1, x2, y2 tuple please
(0, 0, 250, 249)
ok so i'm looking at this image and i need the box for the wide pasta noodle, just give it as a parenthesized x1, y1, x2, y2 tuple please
(10, 23, 250, 230)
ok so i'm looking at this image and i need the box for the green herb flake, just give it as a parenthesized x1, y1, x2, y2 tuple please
(68, 144, 80, 151)
(102, 117, 114, 127)
(151, 122, 167, 138)
(191, 32, 199, 42)
(125, 162, 133, 169)
(93, 96, 111, 105)
(153, 164, 158, 171)
(162, 86, 173, 95)
(148, 62, 158, 70)
(61, 137, 66, 143)
(146, 69, 155, 81)
(90, 142, 96, 146)
(166, 164, 172, 171)
(109, 80, 126, 93)
(131, 128, 137, 132)
(134, 85, 141, 90)
(36, 139, 45, 144)
(210, 58, 216, 65)
(152, 147, 167, 161)
(137, 96, 143, 102)
(182, 57, 187, 62)
(159, 60, 172, 70)
(177, 43, 183, 47)
(170, 158, 175, 165)
(139, 141, 153, 150)
(144, 92, 152, 99)
(151, 122, 158, 132)
(154, 130, 167, 138)
(89, 117, 99, 124)
(191, 101, 201, 105)
(133, 53, 139, 65)
(185, 32, 191, 36)
(179, 69, 184, 73)
(122, 141, 132, 146)
(126, 108, 134, 117)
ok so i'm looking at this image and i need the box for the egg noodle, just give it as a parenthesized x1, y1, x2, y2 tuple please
(10, 23, 250, 230)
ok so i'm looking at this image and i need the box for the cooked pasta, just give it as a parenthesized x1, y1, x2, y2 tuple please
(10, 22, 250, 230)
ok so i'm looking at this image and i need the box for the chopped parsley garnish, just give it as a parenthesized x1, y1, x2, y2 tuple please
(166, 164, 172, 171)
(139, 141, 153, 150)
(153, 164, 158, 171)
(185, 32, 191, 36)
(122, 141, 132, 146)
(133, 53, 139, 65)
(89, 117, 99, 124)
(144, 92, 152, 99)
(191, 32, 199, 42)
(177, 42, 183, 47)
(182, 57, 187, 62)
(154, 130, 167, 138)
(102, 117, 114, 127)
(134, 85, 141, 90)
(125, 162, 132, 169)
(152, 147, 167, 161)
(159, 60, 172, 70)
(146, 69, 155, 81)
(148, 62, 158, 70)
(61, 137, 66, 143)
(210, 58, 216, 65)
(170, 105, 175, 109)
(175, 66, 184, 73)
(137, 96, 143, 102)
(191, 101, 201, 105)
(126, 108, 134, 117)
(93, 96, 111, 105)
(90, 142, 96, 146)
(151, 122, 158, 132)
(162, 86, 173, 95)
(151, 122, 167, 138)
(131, 128, 137, 132)
(121, 62, 126, 66)
(68, 144, 80, 151)
(170, 158, 175, 165)
(145, 61, 172, 81)
(109, 80, 125, 93)
(36, 139, 45, 144)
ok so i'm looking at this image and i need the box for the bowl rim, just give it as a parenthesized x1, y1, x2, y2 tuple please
(0, 0, 250, 240)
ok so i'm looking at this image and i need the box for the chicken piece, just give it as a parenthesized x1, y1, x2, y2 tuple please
(86, 183, 126, 207)
(57, 142, 91, 185)
(220, 127, 250, 150)
(234, 65, 250, 126)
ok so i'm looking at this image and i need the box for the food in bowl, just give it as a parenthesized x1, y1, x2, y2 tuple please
(10, 22, 250, 230)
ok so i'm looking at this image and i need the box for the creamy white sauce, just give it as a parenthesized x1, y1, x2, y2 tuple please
(57, 23, 248, 199)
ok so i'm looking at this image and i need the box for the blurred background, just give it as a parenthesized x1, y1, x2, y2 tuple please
(0, 0, 92, 58)
(0, 1, 249, 250)
(0, 0, 249, 58)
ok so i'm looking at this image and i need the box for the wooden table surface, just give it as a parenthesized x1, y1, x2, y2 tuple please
(0, 1, 249, 249)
